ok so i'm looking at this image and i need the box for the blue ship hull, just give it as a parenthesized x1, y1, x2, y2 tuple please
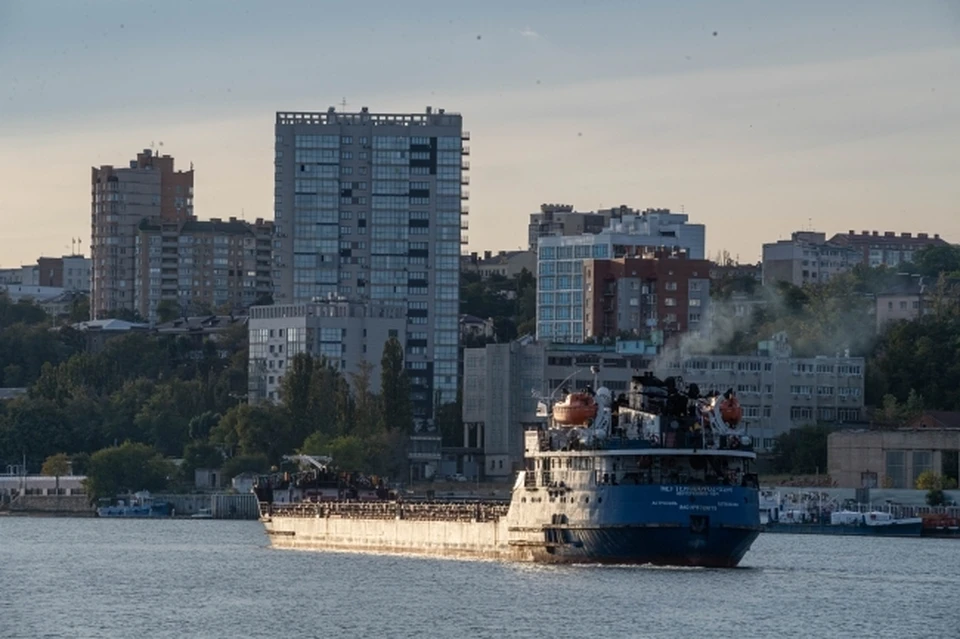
(531, 525, 760, 567)
(512, 484, 762, 567)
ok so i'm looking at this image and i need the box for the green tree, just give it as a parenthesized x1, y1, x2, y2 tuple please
(41, 452, 71, 494)
(220, 454, 270, 482)
(68, 295, 90, 323)
(771, 425, 832, 475)
(155, 299, 181, 323)
(380, 337, 411, 432)
(133, 380, 204, 456)
(915, 471, 958, 491)
(83, 442, 173, 502)
(911, 245, 960, 277)
(351, 360, 382, 437)
(188, 411, 221, 441)
(302, 434, 368, 471)
(212, 402, 291, 464)
(180, 441, 224, 483)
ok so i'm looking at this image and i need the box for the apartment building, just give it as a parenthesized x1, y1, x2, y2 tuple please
(528, 203, 636, 251)
(537, 210, 705, 342)
(134, 216, 273, 321)
(582, 249, 711, 342)
(91, 149, 193, 318)
(247, 300, 408, 404)
(1, 256, 91, 292)
(272, 106, 467, 421)
(462, 250, 536, 279)
(762, 232, 862, 287)
(828, 230, 948, 268)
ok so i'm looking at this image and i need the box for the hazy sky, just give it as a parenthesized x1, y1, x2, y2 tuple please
(1, 0, 958, 266)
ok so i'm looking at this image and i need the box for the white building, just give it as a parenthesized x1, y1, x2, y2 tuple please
(536, 209, 705, 342)
(247, 299, 408, 403)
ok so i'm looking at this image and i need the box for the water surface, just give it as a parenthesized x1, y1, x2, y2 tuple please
(1, 517, 957, 638)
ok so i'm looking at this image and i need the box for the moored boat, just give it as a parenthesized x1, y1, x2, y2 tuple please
(96, 491, 173, 518)
(257, 372, 761, 566)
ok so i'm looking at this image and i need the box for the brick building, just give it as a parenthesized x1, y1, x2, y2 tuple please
(582, 249, 711, 342)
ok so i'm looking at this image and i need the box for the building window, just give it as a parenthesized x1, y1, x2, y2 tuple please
(885, 450, 906, 488)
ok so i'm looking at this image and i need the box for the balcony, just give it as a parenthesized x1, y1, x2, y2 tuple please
(461, 161, 470, 171)
(461, 221, 469, 230)
(461, 206, 469, 215)
(461, 235, 469, 244)
(460, 190, 469, 200)
(460, 175, 470, 186)
(462, 131, 471, 141)
(461, 145, 470, 156)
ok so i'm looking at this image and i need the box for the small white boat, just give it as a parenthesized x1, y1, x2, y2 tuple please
(190, 508, 213, 519)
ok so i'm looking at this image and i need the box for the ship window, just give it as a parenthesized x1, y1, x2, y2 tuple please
(585, 497, 589, 503)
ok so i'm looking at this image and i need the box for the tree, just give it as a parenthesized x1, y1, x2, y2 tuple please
(915, 471, 958, 491)
(380, 337, 411, 432)
(83, 442, 173, 502)
(351, 360, 382, 437)
(211, 403, 291, 464)
(220, 454, 270, 482)
(156, 299, 181, 323)
(41, 452, 71, 494)
(188, 411, 221, 441)
(771, 425, 832, 475)
(180, 441, 225, 484)
(911, 245, 960, 278)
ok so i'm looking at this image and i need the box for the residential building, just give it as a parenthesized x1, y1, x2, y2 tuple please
(134, 216, 273, 322)
(537, 210, 705, 343)
(828, 413, 960, 488)
(582, 248, 711, 342)
(828, 230, 948, 268)
(0, 268, 21, 285)
(68, 318, 151, 352)
(0, 284, 65, 304)
(463, 334, 865, 473)
(875, 273, 960, 334)
(272, 107, 467, 421)
(709, 261, 762, 283)
(762, 232, 862, 287)
(0, 256, 90, 292)
(247, 300, 407, 404)
(459, 314, 494, 341)
(462, 250, 536, 279)
(32, 255, 91, 291)
(91, 148, 194, 319)
(528, 203, 632, 251)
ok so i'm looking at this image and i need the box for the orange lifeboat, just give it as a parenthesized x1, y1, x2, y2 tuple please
(552, 393, 598, 425)
(719, 395, 742, 426)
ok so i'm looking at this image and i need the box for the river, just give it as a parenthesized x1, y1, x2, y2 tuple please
(0, 517, 957, 638)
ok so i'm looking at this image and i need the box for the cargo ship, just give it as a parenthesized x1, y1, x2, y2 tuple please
(256, 373, 761, 567)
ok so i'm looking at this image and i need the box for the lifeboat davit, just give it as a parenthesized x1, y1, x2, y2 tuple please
(552, 393, 598, 425)
(719, 396, 742, 426)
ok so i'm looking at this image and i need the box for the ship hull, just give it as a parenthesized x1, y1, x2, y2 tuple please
(261, 509, 761, 567)
(525, 526, 759, 567)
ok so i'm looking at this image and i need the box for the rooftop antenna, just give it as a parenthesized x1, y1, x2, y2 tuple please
(340, 97, 348, 110)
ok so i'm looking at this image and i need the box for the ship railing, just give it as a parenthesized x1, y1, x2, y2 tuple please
(265, 499, 510, 522)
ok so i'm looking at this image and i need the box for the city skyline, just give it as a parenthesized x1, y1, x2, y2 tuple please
(1, 1, 958, 266)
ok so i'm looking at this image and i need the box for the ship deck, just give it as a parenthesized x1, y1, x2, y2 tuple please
(262, 500, 510, 523)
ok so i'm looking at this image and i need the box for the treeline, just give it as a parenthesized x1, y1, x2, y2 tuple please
(460, 268, 536, 344)
(0, 314, 416, 499)
(0, 324, 249, 478)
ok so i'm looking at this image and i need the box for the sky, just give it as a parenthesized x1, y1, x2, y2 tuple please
(1, 0, 958, 266)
